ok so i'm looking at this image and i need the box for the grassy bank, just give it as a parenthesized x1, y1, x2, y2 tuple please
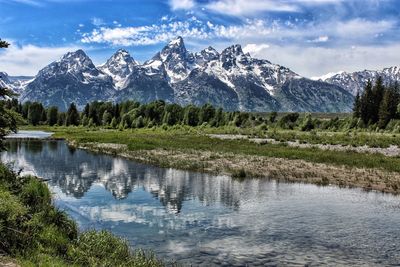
(31, 126, 400, 172)
(0, 162, 165, 267)
(23, 126, 400, 194)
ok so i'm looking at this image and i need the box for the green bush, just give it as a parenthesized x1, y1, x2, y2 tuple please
(0, 187, 28, 253)
(20, 178, 51, 213)
(0, 164, 165, 266)
(68, 230, 163, 267)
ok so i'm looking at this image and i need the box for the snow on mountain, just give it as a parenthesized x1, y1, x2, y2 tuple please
(98, 49, 138, 90)
(0, 72, 11, 89)
(311, 71, 344, 81)
(20, 49, 114, 110)
(319, 67, 400, 96)
(16, 37, 355, 112)
(0, 71, 33, 95)
(143, 36, 197, 83)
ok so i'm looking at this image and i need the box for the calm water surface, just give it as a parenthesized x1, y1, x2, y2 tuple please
(2, 136, 400, 266)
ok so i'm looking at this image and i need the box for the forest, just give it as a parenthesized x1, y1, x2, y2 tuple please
(4, 77, 400, 133)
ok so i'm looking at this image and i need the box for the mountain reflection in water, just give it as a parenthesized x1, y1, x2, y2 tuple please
(3, 140, 241, 213)
(2, 139, 400, 266)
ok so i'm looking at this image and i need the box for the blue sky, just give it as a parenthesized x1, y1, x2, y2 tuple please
(1, 0, 400, 77)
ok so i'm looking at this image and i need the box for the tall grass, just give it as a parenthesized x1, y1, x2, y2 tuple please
(0, 163, 165, 267)
(39, 126, 400, 173)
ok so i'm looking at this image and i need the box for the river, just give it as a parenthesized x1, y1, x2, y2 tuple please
(2, 132, 400, 266)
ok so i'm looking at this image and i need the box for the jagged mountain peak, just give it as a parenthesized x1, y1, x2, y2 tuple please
(222, 44, 244, 56)
(320, 66, 400, 96)
(99, 49, 139, 90)
(61, 49, 90, 61)
(168, 36, 184, 47)
(161, 36, 188, 59)
(103, 49, 138, 68)
(108, 49, 137, 64)
(383, 66, 400, 75)
(201, 46, 219, 57)
(0, 71, 10, 83)
(51, 49, 97, 75)
(18, 36, 354, 113)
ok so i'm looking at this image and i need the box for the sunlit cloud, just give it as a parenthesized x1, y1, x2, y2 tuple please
(0, 42, 79, 75)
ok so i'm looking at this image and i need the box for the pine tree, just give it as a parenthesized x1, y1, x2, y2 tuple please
(66, 103, 80, 126)
(371, 77, 385, 124)
(0, 39, 17, 150)
(27, 102, 43, 126)
(378, 84, 399, 128)
(360, 80, 373, 125)
(47, 106, 58, 126)
(353, 91, 361, 118)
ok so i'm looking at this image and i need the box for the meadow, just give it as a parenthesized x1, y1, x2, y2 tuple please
(24, 125, 400, 194)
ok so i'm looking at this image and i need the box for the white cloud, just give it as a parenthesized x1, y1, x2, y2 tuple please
(205, 0, 347, 16)
(243, 43, 270, 56)
(308, 35, 329, 43)
(0, 42, 79, 76)
(80, 15, 396, 53)
(335, 19, 394, 39)
(81, 19, 210, 46)
(206, 0, 298, 16)
(252, 43, 400, 77)
(0, 0, 43, 6)
(169, 0, 195, 11)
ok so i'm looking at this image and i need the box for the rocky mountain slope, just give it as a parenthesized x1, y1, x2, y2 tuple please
(315, 66, 400, 96)
(0, 72, 33, 95)
(9, 37, 354, 112)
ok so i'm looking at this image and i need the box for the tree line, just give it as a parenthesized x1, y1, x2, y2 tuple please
(353, 77, 400, 128)
(2, 78, 400, 132)
(4, 99, 268, 129)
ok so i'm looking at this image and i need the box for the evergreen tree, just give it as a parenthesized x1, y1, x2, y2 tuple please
(47, 106, 58, 126)
(378, 85, 399, 128)
(27, 102, 44, 126)
(83, 103, 90, 117)
(40, 108, 47, 123)
(66, 103, 79, 126)
(360, 80, 373, 125)
(371, 76, 385, 124)
(199, 104, 215, 124)
(57, 112, 66, 126)
(353, 91, 361, 118)
(0, 38, 17, 150)
(183, 105, 199, 126)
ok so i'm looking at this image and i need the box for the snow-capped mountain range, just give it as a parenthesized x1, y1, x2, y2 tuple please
(313, 66, 400, 96)
(0, 72, 33, 95)
(1, 36, 360, 112)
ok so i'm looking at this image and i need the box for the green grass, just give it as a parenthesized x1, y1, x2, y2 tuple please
(265, 129, 400, 148)
(0, 162, 165, 267)
(26, 126, 400, 173)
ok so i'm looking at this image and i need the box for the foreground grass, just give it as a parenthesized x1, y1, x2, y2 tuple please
(0, 163, 165, 267)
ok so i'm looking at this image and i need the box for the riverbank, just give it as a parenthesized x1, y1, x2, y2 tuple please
(26, 126, 400, 194)
(0, 162, 165, 267)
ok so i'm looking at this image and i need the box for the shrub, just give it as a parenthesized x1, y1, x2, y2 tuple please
(20, 177, 51, 213)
